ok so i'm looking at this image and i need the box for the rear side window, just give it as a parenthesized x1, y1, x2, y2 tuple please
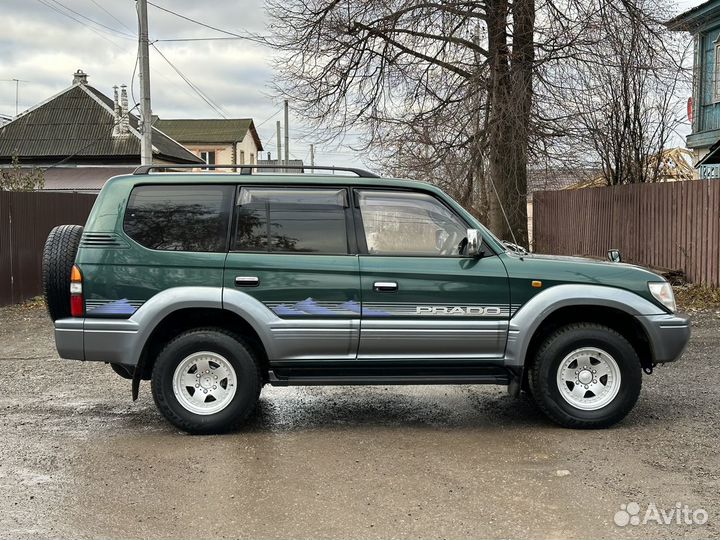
(124, 185, 234, 252)
(233, 187, 349, 253)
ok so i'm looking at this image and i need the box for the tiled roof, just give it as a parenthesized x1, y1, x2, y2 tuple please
(154, 118, 263, 150)
(0, 84, 203, 164)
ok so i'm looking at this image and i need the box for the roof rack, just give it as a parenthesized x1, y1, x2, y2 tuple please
(132, 163, 380, 178)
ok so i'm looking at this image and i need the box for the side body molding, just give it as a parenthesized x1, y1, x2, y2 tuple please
(222, 288, 360, 362)
(504, 284, 664, 368)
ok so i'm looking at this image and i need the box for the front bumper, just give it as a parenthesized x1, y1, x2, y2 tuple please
(54, 317, 140, 366)
(637, 313, 691, 363)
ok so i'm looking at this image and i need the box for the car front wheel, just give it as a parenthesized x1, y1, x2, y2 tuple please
(529, 323, 642, 428)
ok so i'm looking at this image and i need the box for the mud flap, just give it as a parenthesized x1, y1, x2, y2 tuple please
(507, 367, 522, 397)
(131, 364, 142, 401)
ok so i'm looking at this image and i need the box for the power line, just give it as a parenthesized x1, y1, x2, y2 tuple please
(155, 37, 247, 42)
(46, 0, 135, 38)
(146, 1, 257, 42)
(34, 0, 126, 49)
(255, 108, 283, 128)
(88, 0, 136, 34)
(151, 43, 229, 119)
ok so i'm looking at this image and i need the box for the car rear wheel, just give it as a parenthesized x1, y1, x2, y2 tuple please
(151, 328, 262, 434)
(42, 224, 83, 321)
(529, 323, 642, 428)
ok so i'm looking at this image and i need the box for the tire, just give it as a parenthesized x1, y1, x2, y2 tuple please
(42, 224, 83, 321)
(529, 323, 641, 429)
(110, 363, 134, 379)
(151, 328, 262, 435)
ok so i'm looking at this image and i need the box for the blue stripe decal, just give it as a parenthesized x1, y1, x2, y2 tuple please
(87, 298, 138, 316)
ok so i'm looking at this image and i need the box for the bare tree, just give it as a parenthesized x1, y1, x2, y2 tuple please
(264, 0, 537, 244)
(264, 0, 687, 245)
(540, 0, 690, 185)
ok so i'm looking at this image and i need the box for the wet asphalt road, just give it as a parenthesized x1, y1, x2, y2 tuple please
(0, 303, 719, 540)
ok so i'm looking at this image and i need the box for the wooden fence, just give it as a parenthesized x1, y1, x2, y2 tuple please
(533, 181, 720, 286)
(0, 191, 97, 306)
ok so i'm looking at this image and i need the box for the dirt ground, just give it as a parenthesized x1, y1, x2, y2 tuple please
(0, 303, 718, 540)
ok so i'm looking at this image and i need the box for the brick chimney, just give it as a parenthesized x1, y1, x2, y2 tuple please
(72, 69, 88, 85)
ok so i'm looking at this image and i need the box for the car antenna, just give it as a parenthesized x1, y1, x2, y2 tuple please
(487, 175, 524, 257)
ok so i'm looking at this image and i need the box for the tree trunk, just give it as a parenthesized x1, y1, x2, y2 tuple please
(484, 0, 533, 247)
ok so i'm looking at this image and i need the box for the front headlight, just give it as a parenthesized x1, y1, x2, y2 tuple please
(648, 282, 676, 312)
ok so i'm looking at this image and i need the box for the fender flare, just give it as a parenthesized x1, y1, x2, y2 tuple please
(504, 283, 664, 369)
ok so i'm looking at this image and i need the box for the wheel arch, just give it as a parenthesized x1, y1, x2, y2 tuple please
(522, 305, 652, 372)
(134, 307, 269, 382)
(507, 284, 662, 377)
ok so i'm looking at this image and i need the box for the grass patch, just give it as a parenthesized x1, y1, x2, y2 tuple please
(674, 285, 720, 312)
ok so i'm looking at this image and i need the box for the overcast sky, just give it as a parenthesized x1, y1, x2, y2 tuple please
(0, 0, 707, 168)
(0, 0, 362, 167)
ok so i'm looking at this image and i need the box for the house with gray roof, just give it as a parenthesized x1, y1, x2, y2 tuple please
(0, 69, 203, 191)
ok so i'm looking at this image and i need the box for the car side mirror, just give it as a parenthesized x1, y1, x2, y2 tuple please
(607, 249, 622, 263)
(465, 229, 483, 258)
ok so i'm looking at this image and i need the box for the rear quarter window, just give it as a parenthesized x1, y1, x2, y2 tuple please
(123, 184, 234, 252)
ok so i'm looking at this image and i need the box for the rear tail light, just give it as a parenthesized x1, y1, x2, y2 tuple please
(70, 265, 84, 317)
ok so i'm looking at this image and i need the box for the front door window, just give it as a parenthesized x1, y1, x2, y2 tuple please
(357, 190, 467, 256)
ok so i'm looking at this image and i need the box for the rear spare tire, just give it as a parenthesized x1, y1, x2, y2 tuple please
(42, 224, 83, 321)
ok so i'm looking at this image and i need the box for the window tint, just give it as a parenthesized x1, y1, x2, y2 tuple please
(233, 187, 349, 253)
(358, 190, 467, 256)
(124, 185, 233, 252)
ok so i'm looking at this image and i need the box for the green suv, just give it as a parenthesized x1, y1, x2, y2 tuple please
(43, 165, 690, 434)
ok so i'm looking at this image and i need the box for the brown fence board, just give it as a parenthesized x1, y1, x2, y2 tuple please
(533, 181, 720, 286)
(0, 191, 96, 306)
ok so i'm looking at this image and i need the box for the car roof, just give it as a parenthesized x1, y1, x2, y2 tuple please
(105, 172, 440, 192)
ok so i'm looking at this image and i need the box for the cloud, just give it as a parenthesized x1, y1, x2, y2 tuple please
(0, 0, 365, 167)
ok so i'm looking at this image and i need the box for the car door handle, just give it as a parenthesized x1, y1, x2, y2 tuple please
(235, 276, 260, 287)
(373, 281, 398, 292)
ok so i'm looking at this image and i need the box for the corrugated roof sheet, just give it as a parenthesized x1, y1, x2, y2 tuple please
(0, 84, 202, 164)
(155, 118, 263, 150)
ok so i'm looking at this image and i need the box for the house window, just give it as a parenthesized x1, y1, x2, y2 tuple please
(250, 153, 255, 165)
(200, 151, 216, 166)
(239, 150, 245, 165)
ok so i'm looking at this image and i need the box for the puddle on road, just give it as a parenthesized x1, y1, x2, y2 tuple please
(44, 385, 606, 539)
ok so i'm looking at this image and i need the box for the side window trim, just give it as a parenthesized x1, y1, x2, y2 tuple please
(229, 185, 356, 255)
(350, 188, 368, 255)
(353, 187, 474, 258)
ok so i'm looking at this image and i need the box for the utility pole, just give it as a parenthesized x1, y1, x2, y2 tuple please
(283, 99, 289, 169)
(310, 144, 314, 170)
(276, 120, 282, 172)
(14, 79, 19, 117)
(137, 0, 153, 165)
